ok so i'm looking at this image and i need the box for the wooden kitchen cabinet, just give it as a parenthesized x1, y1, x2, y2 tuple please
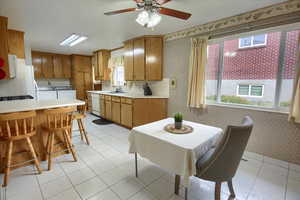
(42, 54, 54, 78)
(0, 16, 10, 80)
(95, 50, 111, 81)
(121, 99, 132, 128)
(112, 101, 121, 124)
(133, 38, 145, 80)
(32, 51, 72, 79)
(105, 99, 112, 120)
(100, 95, 105, 117)
(8, 29, 25, 59)
(32, 51, 43, 79)
(133, 98, 167, 127)
(62, 55, 71, 78)
(123, 36, 163, 81)
(124, 40, 134, 80)
(53, 54, 64, 78)
(72, 55, 93, 101)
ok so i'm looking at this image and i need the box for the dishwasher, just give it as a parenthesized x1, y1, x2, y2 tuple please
(91, 94, 100, 116)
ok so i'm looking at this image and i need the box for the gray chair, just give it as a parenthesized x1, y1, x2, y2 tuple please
(195, 116, 253, 200)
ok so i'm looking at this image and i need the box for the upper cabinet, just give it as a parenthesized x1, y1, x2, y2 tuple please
(124, 35, 163, 81)
(93, 50, 111, 81)
(32, 51, 72, 79)
(8, 30, 25, 59)
(0, 16, 10, 80)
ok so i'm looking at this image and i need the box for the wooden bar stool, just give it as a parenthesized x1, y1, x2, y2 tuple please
(43, 107, 77, 171)
(73, 104, 90, 145)
(0, 111, 42, 187)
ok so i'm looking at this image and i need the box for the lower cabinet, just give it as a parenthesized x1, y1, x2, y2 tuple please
(121, 103, 133, 128)
(112, 101, 121, 124)
(98, 95, 167, 128)
(105, 100, 112, 120)
(100, 95, 105, 118)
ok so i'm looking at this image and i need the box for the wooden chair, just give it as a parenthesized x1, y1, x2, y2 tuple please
(43, 107, 77, 170)
(73, 104, 90, 145)
(0, 111, 42, 187)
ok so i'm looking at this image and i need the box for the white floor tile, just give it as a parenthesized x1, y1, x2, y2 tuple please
(289, 163, 300, 172)
(40, 176, 73, 199)
(146, 177, 174, 200)
(47, 188, 81, 200)
(98, 167, 129, 186)
(243, 151, 264, 161)
(286, 179, 300, 200)
(88, 188, 120, 200)
(128, 189, 157, 200)
(111, 177, 144, 200)
(75, 176, 108, 199)
(263, 156, 289, 169)
(67, 166, 96, 185)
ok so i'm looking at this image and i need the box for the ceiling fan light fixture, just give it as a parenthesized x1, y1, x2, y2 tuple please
(136, 10, 161, 28)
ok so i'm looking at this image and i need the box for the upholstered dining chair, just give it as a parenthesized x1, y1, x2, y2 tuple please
(195, 116, 253, 200)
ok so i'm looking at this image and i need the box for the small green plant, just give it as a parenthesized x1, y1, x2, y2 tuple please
(174, 112, 183, 122)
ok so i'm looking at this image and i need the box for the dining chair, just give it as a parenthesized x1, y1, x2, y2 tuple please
(195, 116, 253, 200)
(0, 111, 42, 187)
(73, 104, 90, 145)
(43, 106, 77, 170)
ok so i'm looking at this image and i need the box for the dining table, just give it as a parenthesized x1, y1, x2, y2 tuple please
(128, 118, 223, 200)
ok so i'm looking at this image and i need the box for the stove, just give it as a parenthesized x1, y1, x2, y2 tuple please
(0, 95, 34, 101)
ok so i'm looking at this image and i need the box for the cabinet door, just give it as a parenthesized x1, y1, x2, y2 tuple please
(93, 53, 100, 80)
(105, 100, 112, 120)
(0, 16, 9, 80)
(62, 55, 71, 78)
(97, 50, 111, 81)
(148, 99, 167, 123)
(146, 37, 163, 80)
(124, 40, 134, 81)
(53, 55, 64, 78)
(133, 38, 145, 80)
(42, 54, 54, 78)
(100, 98, 105, 117)
(8, 30, 25, 59)
(133, 99, 149, 127)
(32, 51, 43, 79)
(112, 102, 121, 123)
(121, 103, 132, 128)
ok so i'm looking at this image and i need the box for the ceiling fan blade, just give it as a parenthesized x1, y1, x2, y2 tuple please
(104, 8, 137, 16)
(155, 0, 171, 5)
(133, 0, 144, 3)
(159, 7, 191, 20)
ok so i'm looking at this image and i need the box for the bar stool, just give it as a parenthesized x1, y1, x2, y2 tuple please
(73, 104, 90, 145)
(43, 107, 77, 171)
(0, 111, 42, 187)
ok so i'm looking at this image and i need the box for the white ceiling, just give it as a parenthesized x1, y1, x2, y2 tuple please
(0, 0, 285, 55)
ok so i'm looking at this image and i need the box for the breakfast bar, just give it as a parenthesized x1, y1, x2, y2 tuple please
(0, 99, 85, 171)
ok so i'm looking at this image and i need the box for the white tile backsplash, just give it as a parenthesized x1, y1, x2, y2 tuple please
(102, 79, 170, 97)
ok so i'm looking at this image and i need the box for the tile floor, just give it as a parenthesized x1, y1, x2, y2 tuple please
(0, 114, 299, 200)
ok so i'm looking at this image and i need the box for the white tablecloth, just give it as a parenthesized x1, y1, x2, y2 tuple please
(129, 118, 223, 187)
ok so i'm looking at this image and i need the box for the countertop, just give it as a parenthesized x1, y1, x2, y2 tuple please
(87, 91, 169, 99)
(0, 99, 85, 114)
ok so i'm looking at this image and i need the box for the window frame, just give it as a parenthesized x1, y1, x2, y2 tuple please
(238, 34, 267, 49)
(207, 26, 300, 113)
(236, 84, 264, 98)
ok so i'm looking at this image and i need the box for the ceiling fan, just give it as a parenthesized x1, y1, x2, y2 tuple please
(104, 0, 192, 28)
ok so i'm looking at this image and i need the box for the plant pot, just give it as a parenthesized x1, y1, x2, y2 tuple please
(175, 121, 182, 129)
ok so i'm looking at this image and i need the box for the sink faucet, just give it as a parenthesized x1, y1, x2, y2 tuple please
(47, 80, 51, 86)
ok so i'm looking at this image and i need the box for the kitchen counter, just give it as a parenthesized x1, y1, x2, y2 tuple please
(87, 90, 169, 99)
(0, 99, 85, 114)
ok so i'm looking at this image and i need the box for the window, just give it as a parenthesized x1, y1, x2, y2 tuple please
(239, 34, 267, 48)
(206, 28, 300, 111)
(112, 66, 125, 86)
(237, 85, 264, 97)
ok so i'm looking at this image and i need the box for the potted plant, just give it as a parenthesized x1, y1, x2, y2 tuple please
(174, 112, 183, 129)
